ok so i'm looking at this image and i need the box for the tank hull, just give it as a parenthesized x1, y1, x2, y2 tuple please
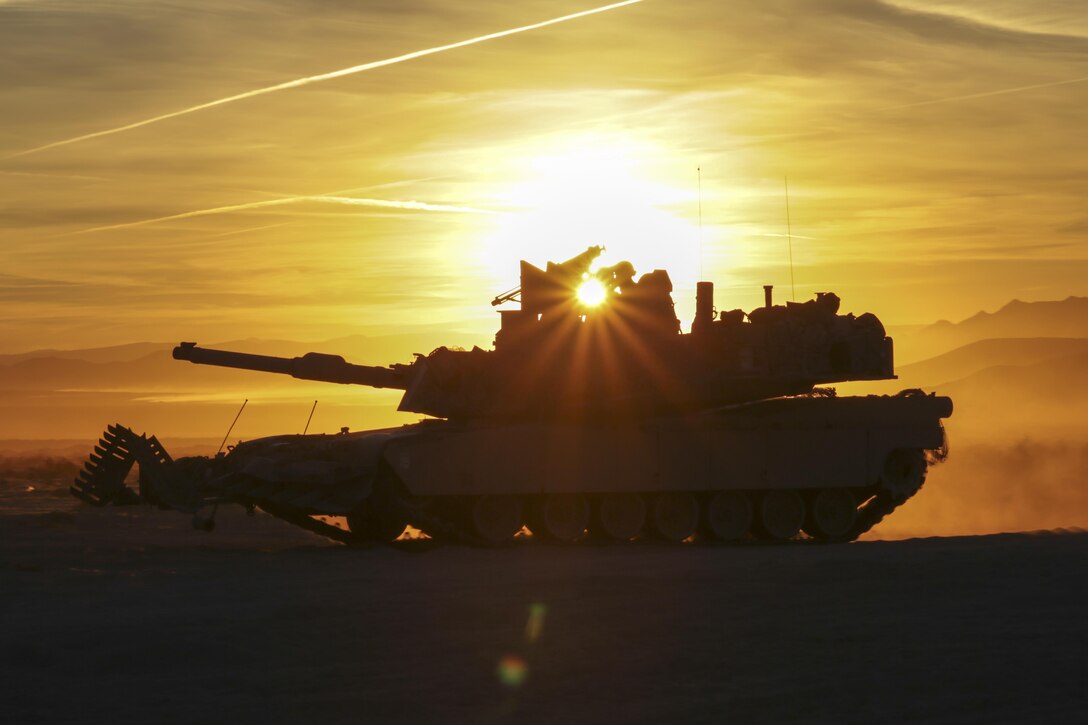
(386, 393, 950, 497)
(73, 391, 949, 544)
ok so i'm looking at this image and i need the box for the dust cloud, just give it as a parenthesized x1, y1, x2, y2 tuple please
(868, 437, 1088, 540)
(0, 454, 79, 481)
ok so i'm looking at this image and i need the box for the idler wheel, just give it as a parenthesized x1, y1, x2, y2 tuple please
(532, 493, 590, 543)
(470, 495, 524, 546)
(593, 493, 646, 542)
(650, 492, 700, 543)
(880, 448, 927, 503)
(803, 489, 857, 541)
(705, 491, 753, 541)
(757, 490, 805, 541)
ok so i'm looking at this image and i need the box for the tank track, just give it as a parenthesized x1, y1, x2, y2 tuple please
(398, 446, 938, 545)
(846, 489, 917, 542)
(73, 427, 940, 546)
(256, 502, 355, 544)
(843, 443, 941, 542)
(394, 474, 932, 547)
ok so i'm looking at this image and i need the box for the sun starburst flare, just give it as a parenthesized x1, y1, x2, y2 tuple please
(577, 278, 609, 306)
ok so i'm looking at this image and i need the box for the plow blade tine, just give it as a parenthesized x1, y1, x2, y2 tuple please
(76, 469, 100, 485)
(69, 485, 109, 506)
(70, 426, 153, 507)
(92, 443, 129, 458)
(146, 436, 174, 463)
(89, 451, 128, 468)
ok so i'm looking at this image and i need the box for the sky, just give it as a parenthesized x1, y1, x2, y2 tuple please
(2, 0, 1086, 353)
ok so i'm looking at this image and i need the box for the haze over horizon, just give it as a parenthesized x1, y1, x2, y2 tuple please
(2, 0, 1087, 353)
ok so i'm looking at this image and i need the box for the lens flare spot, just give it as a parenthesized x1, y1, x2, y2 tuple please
(526, 602, 547, 643)
(497, 654, 529, 687)
(577, 279, 607, 307)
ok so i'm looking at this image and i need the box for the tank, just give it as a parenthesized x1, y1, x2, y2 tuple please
(72, 247, 952, 545)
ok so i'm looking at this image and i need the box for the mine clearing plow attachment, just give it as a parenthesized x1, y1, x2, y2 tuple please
(72, 424, 209, 515)
(72, 424, 369, 542)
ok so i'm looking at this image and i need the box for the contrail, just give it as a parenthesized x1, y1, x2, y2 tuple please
(6, 0, 642, 160)
(880, 75, 1088, 111)
(0, 169, 107, 182)
(70, 194, 497, 235)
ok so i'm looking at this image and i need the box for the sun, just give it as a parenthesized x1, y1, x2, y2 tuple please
(482, 134, 703, 291)
(576, 277, 608, 307)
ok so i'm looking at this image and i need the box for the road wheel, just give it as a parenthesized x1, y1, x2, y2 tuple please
(532, 493, 589, 543)
(347, 507, 407, 544)
(705, 491, 752, 541)
(470, 495, 523, 546)
(804, 489, 857, 541)
(757, 490, 805, 541)
(651, 492, 700, 543)
(593, 493, 646, 542)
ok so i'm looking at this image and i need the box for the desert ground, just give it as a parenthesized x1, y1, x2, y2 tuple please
(2, 477, 1086, 725)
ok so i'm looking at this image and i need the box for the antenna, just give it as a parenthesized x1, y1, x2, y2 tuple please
(303, 400, 318, 435)
(217, 398, 248, 456)
(784, 176, 796, 302)
(697, 166, 704, 280)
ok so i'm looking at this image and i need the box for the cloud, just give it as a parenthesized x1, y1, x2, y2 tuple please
(68, 194, 499, 236)
(879, 75, 1088, 110)
(2, 0, 1086, 351)
(4, 0, 643, 159)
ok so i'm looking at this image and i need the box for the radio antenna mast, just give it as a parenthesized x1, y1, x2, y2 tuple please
(784, 176, 796, 302)
(303, 400, 318, 435)
(697, 166, 704, 280)
(217, 398, 248, 456)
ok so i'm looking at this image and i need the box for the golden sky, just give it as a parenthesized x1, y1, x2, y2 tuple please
(2, 0, 1086, 353)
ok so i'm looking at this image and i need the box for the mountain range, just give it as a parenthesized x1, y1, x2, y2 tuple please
(895, 296, 1088, 363)
(1, 295, 1084, 443)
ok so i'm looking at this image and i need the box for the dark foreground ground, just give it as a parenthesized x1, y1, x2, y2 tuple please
(1, 504, 1086, 725)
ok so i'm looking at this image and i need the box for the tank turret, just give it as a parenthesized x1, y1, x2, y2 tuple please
(172, 248, 896, 419)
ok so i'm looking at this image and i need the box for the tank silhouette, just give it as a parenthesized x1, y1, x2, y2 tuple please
(73, 247, 952, 544)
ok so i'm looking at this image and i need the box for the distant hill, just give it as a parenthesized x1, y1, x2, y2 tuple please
(896, 296, 1088, 363)
(834, 333, 1088, 442)
(0, 331, 489, 440)
(936, 352, 1088, 439)
(0, 331, 490, 391)
(0, 342, 169, 366)
(0, 327, 491, 366)
(3, 299, 1085, 442)
(896, 338, 1088, 388)
(0, 349, 296, 392)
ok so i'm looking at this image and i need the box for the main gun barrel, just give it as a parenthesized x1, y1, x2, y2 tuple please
(173, 342, 408, 390)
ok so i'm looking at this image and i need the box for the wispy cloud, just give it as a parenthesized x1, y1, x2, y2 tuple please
(0, 169, 106, 182)
(880, 75, 1088, 111)
(5, 0, 642, 160)
(68, 194, 499, 235)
